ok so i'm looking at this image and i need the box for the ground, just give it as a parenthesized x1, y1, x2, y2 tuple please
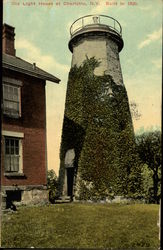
(1, 203, 160, 249)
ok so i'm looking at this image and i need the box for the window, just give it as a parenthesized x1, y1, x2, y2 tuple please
(5, 137, 20, 172)
(3, 83, 21, 118)
(2, 131, 24, 175)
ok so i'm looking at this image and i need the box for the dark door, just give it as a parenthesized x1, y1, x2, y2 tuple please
(67, 167, 74, 197)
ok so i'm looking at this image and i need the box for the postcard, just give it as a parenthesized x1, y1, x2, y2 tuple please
(1, 0, 162, 249)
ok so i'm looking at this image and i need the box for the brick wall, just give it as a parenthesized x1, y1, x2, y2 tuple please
(2, 24, 16, 56)
(1, 69, 47, 187)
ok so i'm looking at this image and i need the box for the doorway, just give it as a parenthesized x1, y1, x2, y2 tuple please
(67, 167, 75, 197)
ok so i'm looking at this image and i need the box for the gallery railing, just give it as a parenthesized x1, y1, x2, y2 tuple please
(70, 15, 122, 37)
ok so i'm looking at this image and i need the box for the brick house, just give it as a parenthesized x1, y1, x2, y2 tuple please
(1, 24, 60, 208)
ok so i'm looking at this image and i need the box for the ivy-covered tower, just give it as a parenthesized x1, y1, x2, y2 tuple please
(58, 15, 138, 201)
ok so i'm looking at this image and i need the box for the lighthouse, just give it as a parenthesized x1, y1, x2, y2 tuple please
(58, 15, 137, 201)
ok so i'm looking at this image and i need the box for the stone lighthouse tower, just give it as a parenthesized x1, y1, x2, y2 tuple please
(58, 15, 136, 201)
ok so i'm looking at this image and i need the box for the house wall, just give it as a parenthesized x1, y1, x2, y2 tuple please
(1, 69, 48, 205)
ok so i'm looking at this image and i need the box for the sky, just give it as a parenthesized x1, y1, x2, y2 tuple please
(3, 0, 162, 175)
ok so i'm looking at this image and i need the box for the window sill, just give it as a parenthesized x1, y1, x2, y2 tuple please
(4, 173, 25, 177)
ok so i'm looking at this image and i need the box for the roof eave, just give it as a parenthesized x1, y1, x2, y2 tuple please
(3, 63, 61, 84)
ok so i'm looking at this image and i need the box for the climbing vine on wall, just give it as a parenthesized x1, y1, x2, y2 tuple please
(58, 57, 142, 200)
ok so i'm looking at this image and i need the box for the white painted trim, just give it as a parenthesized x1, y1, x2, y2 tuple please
(2, 130, 24, 138)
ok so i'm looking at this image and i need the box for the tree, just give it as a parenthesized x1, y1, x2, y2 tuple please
(136, 131, 161, 204)
(47, 170, 58, 203)
(130, 101, 141, 120)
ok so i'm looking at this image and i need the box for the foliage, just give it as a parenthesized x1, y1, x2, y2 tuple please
(59, 57, 142, 200)
(1, 204, 159, 248)
(130, 101, 141, 120)
(141, 164, 154, 203)
(47, 169, 58, 203)
(136, 131, 161, 204)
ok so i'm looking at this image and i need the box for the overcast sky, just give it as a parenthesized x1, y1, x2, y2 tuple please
(3, 0, 162, 175)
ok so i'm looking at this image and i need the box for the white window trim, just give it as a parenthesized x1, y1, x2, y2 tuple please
(3, 77, 23, 87)
(2, 130, 24, 138)
(2, 130, 24, 174)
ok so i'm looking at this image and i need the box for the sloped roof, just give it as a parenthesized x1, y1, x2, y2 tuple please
(3, 53, 60, 83)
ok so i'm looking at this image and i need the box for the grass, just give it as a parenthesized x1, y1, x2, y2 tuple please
(1, 203, 160, 249)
